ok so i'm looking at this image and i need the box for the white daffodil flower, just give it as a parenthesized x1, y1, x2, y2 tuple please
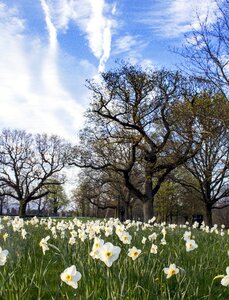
(90, 237, 104, 259)
(98, 242, 121, 267)
(148, 233, 157, 242)
(39, 236, 50, 255)
(221, 267, 229, 287)
(150, 244, 158, 254)
(183, 231, 192, 241)
(21, 229, 27, 239)
(93, 237, 104, 250)
(119, 231, 132, 244)
(185, 239, 198, 252)
(142, 237, 147, 244)
(2, 233, 8, 241)
(69, 236, 76, 245)
(60, 265, 81, 289)
(160, 238, 167, 245)
(0, 247, 9, 266)
(128, 246, 141, 260)
(163, 263, 179, 279)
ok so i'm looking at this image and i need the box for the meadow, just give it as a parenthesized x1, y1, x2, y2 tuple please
(0, 216, 228, 300)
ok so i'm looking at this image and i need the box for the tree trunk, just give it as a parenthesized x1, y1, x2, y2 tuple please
(143, 168, 154, 222)
(170, 211, 173, 223)
(0, 198, 3, 215)
(19, 200, 27, 217)
(130, 206, 133, 220)
(53, 198, 58, 216)
(143, 199, 154, 222)
(53, 206, 58, 216)
(205, 204, 213, 227)
(38, 198, 42, 216)
(125, 202, 130, 220)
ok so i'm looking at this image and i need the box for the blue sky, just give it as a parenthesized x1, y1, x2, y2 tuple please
(0, 0, 222, 142)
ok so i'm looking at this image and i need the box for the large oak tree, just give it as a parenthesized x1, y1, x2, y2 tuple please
(72, 64, 205, 221)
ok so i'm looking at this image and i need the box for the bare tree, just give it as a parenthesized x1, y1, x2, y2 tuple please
(0, 129, 71, 216)
(178, 1, 229, 94)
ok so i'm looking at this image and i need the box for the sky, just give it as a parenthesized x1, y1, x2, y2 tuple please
(0, 0, 223, 144)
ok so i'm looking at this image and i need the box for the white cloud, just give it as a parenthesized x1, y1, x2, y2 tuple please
(114, 35, 140, 54)
(0, 3, 95, 143)
(141, 0, 223, 37)
(113, 34, 154, 69)
(44, 0, 116, 72)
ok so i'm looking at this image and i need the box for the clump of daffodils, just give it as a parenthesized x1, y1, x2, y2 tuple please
(60, 265, 81, 289)
(163, 263, 179, 279)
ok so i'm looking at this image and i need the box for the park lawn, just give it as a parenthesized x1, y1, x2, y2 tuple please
(0, 216, 228, 299)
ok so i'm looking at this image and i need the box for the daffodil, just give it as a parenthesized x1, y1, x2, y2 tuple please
(119, 231, 132, 244)
(21, 229, 27, 239)
(163, 263, 179, 279)
(93, 237, 104, 250)
(60, 265, 81, 289)
(128, 246, 141, 260)
(69, 236, 76, 245)
(104, 226, 113, 237)
(150, 244, 158, 254)
(0, 247, 9, 266)
(90, 237, 104, 259)
(141, 237, 146, 244)
(185, 239, 198, 252)
(221, 267, 229, 287)
(160, 238, 166, 245)
(39, 235, 50, 255)
(2, 233, 8, 241)
(98, 242, 121, 267)
(161, 227, 166, 237)
(183, 231, 192, 241)
(148, 233, 157, 241)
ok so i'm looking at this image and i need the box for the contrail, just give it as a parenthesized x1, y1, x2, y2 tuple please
(40, 0, 57, 53)
(98, 19, 112, 73)
(88, 0, 116, 73)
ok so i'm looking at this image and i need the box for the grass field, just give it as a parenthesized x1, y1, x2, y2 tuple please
(0, 216, 228, 299)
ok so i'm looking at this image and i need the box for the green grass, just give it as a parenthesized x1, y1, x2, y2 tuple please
(0, 217, 228, 299)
